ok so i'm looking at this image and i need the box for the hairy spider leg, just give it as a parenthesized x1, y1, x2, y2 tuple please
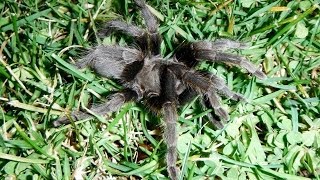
(206, 74, 245, 101)
(175, 39, 244, 67)
(168, 63, 243, 120)
(163, 103, 179, 180)
(162, 69, 180, 180)
(199, 97, 224, 128)
(205, 39, 247, 51)
(177, 88, 197, 106)
(191, 41, 267, 79)
(101, 20, 151, 52)
(175, 40, 266, 79)
(169, 64, 244, 101)
(87, 90, 138, 115)
(100, 21, 145, 39)
(134, 0, 162, 55)
(178, 86, 224, 128)
(53, 90, 137, 127)
(205, 90, 230, 120)
(143, 67, 180, 180)
(100, 0, 161, 56)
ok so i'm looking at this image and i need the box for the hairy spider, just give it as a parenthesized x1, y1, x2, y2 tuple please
(54, 0, 266, 179)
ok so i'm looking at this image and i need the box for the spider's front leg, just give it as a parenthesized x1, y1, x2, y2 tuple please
(53, 90, 137, 127)
(134, 0, 162, 55)
(176, 40, 267, 79)
(102, 0, 162, 55)
(99, 20, 146, 39)
(76, 45, 144, 79)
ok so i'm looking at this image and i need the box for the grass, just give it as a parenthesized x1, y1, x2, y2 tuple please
(0, 0, 319, 179)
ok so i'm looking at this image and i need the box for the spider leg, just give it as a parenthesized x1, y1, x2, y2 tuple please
(202, 39, 247, 51)
(179, 88, 224, 128)
(163, 102, 179, 180)
(162, 69, 179, 180)
(192, 41, 266, 79)
(207, 74, 245, 101)
(53, 90, 137, 127)
(178, 88, 197, 106)
(99, 20, 145, 38)
(134, 0, 158, 34)
(134, 0, 162, 55)
(175, 41, 266, 79)
(99, 0, 161, 55)
(175, 39, 246, 67)
(169, 64, 244, 100)
(168, 64, 243, 120)
(76, 45, 144, 81)
(197, 52, 266, 79)
(206, 90, 229, 120)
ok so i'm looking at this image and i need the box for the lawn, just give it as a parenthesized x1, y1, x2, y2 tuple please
(0, 0, 319, 179)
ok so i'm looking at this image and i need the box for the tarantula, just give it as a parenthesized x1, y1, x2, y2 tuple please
(54, 0, 266, 179)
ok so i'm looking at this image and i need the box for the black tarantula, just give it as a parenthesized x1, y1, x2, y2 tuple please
(54, 0, 266, 179)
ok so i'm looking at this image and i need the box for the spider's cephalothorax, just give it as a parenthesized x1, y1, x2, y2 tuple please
(54, 0, 266, 179)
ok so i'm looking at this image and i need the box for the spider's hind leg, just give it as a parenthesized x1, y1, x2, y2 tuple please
(205, 90, 229, 121)
(168, 64, 244, 121)
(178, 89, 224, 128)
(53, 90, 137, 127)
(163, 102, 179, 180)
(207, 74, 245, 101)
(148, 68, 180, 180)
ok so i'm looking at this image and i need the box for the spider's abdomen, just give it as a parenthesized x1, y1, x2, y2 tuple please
(78, 46, 144, 79)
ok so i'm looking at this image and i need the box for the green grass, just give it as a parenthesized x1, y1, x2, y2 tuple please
(0, 0, 319, 179)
